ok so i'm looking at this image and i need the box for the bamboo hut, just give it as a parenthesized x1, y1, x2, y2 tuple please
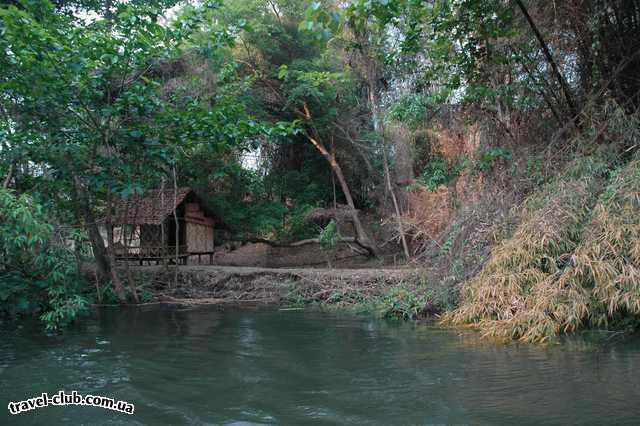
(103, 188, 216, 264)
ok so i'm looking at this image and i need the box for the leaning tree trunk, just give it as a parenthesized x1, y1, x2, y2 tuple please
(103, 189, 128, 303)
(379, 125, 411, 261)
(368, 80, 411, 261)
(104, 222, 128, 304)
(515, 0, 578, 118)
(72, 174, 127, 303)
(114, 192, 139, 303)
(72, 175, 109, 279)
(305, 131, 380, 257)
(2, 163, 13, 189)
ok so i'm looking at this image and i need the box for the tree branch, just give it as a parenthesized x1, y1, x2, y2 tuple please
(515, 0, 578, 117)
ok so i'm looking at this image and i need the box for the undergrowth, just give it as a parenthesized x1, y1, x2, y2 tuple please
(281, 274, 450, 321)
(416, 156, 463, 191)
(351, 277, 455, 320)
(353, 283, 431, 320)
(0, 189, 89, 330)
(445, 106, 640, 342)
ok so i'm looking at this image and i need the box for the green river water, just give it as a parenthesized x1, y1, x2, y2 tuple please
(1, 306, 640, 425)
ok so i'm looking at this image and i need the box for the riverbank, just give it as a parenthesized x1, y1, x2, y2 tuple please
(117, 265, 453, 320)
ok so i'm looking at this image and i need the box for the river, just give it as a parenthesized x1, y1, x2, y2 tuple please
(1, 306, 639, 425)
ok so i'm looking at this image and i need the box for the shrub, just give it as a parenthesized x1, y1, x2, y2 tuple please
(388, 94, 430, 128)
(476, 147, 512, 173)
(319, 219, 339, 249)
(273, 204, 317, 242)
(365, 284, 431, 320)
(0, 189, 88, 330)
(417, 156, 463, 191)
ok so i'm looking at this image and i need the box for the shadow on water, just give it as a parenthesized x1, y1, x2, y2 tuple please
(2, 306, 640, 425)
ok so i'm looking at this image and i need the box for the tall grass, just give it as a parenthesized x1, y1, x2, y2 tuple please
(445, 146, 640, 342)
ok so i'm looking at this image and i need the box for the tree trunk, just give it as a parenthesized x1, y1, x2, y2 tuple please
(515, 47, 563, 124)
(368, 79, 411, 260)
(115, 192, 139, 303)
(2, 163, 13, 189)
(160, 177, 167, 270)
(72, 174, 127, 302)
(104, 189, 128, 303)
(72, 175, 108, 278)
(515, 0, 578, 118)
(379, 124, 411, 261)
(172, 164, 180, 285)
(105, 223, 128, 304)
(305, 132, 380, 257)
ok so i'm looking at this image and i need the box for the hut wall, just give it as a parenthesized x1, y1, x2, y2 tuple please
(184, 202, 214, 252)
(186, 222, 214, 252)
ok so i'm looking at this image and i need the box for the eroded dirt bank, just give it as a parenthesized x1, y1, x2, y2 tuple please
(124, 265, 428, 308)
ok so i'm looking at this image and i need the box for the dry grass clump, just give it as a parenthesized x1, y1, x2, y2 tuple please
(443, 156, 601, 340)
(446, 151, 640, 342)
(568, 159, 640, 322)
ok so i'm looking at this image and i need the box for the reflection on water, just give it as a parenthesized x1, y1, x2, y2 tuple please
(1, 306, 640, 425)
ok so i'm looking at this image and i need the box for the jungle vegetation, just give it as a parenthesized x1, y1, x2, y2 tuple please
(1, 0, 640, 339)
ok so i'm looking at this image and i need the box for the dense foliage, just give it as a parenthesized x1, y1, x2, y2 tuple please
(2, 0, 640, 336)
(0, 189, 87, 329)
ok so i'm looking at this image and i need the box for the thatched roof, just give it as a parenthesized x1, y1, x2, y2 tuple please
(107, 187, 193, 225)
